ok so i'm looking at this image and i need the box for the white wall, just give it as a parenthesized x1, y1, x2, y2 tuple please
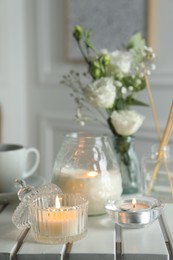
(0, 0, 27, 144)
(0, 0, 172, 180)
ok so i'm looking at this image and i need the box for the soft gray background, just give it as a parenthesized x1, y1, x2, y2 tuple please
(66, 0, 147, 60)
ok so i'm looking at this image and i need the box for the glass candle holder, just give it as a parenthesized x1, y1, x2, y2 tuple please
(142, 144, 173, 201)
(52, 132, 122, 216)
(105, 196, 164, 228)
(29, 193, 88, 244)
(12, 181, 88, 244)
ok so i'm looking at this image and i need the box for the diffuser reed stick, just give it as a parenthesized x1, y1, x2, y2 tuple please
(144, 72, 161, 139)
(147, 102, 173, 194)
(144, 72, 173, 194)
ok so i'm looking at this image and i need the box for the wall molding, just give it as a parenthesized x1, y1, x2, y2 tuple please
(40, 112, 170, 139)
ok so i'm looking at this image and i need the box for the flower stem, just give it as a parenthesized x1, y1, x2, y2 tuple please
(77, 41, 89, 64)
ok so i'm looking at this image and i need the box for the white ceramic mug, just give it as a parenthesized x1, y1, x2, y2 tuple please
(0, 144, 40, 193)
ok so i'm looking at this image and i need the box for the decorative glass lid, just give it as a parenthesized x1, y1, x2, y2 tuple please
(12, 179, 62, 229)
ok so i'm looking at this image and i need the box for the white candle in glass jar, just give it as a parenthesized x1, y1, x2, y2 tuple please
(52, 168, 122, 215)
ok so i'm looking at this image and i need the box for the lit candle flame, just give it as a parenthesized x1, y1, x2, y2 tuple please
(132, 198, 136, 209)
(55, 196, 61, 209)
(87, 171, 98, 178)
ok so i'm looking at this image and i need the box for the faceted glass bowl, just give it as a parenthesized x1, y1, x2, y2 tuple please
(29, 193, 88, 244)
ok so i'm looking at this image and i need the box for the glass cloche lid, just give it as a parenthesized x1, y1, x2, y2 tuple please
(12, 179, 62, 229)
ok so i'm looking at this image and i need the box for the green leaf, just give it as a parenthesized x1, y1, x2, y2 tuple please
(127, 32, 145, 50)
(126, 96, 149, 107)
(106, 108, 113, 115)
(115, 98, 128, 110)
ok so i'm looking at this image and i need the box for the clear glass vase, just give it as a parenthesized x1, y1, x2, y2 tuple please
(51, 132, 122, 216)
(142, 144, 173, 201)
(112, 135, 142, 195)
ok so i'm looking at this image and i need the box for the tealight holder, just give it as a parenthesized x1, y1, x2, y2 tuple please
(30, 193, 88, 244)
(105, 196, 164, 228)
(12, 180, 88, 244)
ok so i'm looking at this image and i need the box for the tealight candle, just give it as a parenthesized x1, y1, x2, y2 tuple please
(120, 198, 149, 211)
(105, 196, 164, 228)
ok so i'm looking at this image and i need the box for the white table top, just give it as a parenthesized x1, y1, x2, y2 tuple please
(0, 200, 173, 260)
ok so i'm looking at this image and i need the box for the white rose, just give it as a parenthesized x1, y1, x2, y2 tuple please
(106, 50, 132, 75)
(84, 77, 116, 108)
(111, 110, 145, 136)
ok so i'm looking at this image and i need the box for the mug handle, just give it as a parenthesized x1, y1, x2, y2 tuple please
(23, 148, 40, 179)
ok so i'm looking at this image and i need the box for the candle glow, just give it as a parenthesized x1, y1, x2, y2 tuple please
(87, 171, 98, 178)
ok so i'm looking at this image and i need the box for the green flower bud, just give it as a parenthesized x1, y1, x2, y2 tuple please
(92, 68, 102, 79)
(73, 25, 83, 41)
(101, 54, 110, 65)
(92, 60, 100, 68)
(89, 63, 101, 79)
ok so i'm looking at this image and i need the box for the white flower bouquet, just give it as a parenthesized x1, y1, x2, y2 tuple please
(61, 25, 156, 194)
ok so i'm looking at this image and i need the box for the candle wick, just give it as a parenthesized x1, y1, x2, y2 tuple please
(133, 203, 136, 209)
